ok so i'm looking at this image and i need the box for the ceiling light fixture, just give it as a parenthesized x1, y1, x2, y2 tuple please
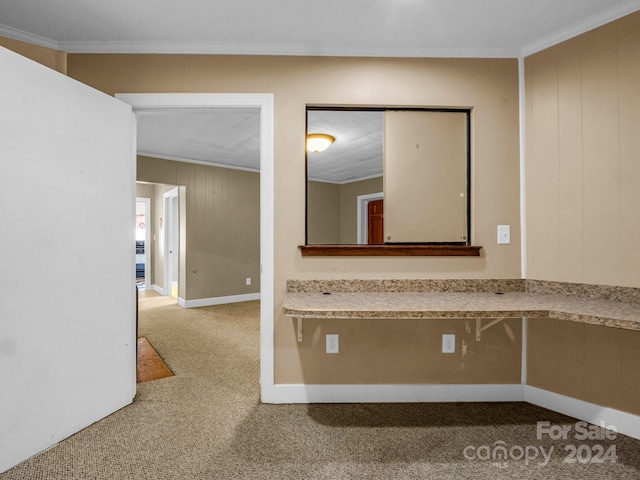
(306, 133, 335, 153)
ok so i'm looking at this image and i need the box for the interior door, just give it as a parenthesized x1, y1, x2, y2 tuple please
(0, 47, 136, 473)
(163, 187, 179, 298)
(367, 199, 384, 245)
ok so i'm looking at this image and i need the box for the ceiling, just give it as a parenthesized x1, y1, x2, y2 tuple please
(1, 0, 638, 57)
(307, 110, 383, 184)
(2, 0, 638, 182)
(136, 108, 261, 172)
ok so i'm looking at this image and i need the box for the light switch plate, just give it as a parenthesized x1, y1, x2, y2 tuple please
(497, 225, 511, 245)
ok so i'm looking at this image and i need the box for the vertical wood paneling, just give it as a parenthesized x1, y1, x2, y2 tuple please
(138, 157, 260, 301)
(525, 11, 640, 288)
(556, 38, 584, 282)
(617, 14, 640, 287)
(581, 23, 621, 286)
(526, 49, 560, 280)
(205, 165, 214, 268)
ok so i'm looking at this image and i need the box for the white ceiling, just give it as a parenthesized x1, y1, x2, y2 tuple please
(1, 0, 639, 57)
(2, 0, 638, 182)
(308, 110, 384, 184)
(136, 108, 261, 171)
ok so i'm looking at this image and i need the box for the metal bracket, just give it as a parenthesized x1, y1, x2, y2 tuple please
(476, 318, 505, 341)
(297, 317, 303, 342)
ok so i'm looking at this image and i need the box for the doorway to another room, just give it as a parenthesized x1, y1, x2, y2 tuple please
(117, 93, 276, 403)
(164, 187, 179, 299)
(136, 197, 151, 290)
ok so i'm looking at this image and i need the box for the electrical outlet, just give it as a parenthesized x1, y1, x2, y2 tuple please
(326, 334, 339, 354)
(442, 334, 455, 353)
(246, 277, 251, 286)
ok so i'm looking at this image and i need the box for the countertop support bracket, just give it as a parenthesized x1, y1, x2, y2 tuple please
(476, 317, 505, 341)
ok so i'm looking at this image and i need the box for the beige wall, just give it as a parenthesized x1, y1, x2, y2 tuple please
(525, 12, 640, 288)
(384, 111, 467, 243)
(67, 53, 520, 384)
(523, 11, 640, 418)
(295, 317, 521, 384)
(528, 318, 640, 416)
(307, 181, 341, 244)
(339, 176, 384, 244)
(137, 156, 260, 301)
(307, 177, 383, 244)
(0, 36, 66, 74)
(136, 182, 154, 199)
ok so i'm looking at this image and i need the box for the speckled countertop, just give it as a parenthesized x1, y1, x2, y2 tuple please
(283, 290, 640, 332)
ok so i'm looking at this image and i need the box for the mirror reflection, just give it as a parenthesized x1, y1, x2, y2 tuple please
(306, 107, 470, 246)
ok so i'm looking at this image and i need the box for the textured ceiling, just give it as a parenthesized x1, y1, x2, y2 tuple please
(307, 110, 383, 184)
(2, 0, 638, 181)
(137, 108, 383, 183)
(136, 108, 261, 171)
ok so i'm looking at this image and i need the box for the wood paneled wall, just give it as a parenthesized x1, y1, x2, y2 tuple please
(525, 12, 640, 288)
(137, 156, 260, 301)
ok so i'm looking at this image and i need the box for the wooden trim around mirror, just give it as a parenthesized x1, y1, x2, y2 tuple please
(299, 245, 482, 256)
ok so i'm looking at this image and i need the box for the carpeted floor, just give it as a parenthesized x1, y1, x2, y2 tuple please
(2, 290, 639, 479)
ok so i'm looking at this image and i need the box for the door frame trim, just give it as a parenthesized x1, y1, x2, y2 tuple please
(356, 192, 384, 244)
(163, 187, 179, 298)
(116, 93, 275, 402)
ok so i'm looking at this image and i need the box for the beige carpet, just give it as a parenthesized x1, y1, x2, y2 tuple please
(2, 290, 639, 479)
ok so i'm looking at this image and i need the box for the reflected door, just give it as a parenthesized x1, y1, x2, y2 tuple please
(367, 199, 384, 244)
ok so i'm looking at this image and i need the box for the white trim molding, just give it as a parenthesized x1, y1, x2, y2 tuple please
(180, 293, 261, 309)
(521, 0, 640, 57)
(137, 150, 260, 174)
(0, 23, 60, 50)
(270, 384, 525, 404)
(356, 192, 384, 245)
(524, 386, 640, 441)
(268, 383, 640, 441)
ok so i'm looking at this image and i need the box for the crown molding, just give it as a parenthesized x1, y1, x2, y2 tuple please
(56, 40, 520, 58)
(3, 2, 640, 60)
(137, 151, 260, 173)
(0, 23, 60, 50)
(521, 0, 640, 57)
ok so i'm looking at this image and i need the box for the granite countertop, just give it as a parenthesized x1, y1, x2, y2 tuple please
(282, 291, 640, 332)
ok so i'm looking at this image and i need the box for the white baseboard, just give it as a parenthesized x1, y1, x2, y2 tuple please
(268, 384, 525, 404)
(182, 292, 261, 309)
(263, 383, 640, 440)
(524, 385, 640, 441)
(150, 284, 165, 295)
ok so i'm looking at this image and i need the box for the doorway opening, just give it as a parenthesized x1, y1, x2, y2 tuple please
(116, 93, 275, 403)
(136, 197, 151, 290)
(357, 192, 384, 244)
(163, 187, 179, 298)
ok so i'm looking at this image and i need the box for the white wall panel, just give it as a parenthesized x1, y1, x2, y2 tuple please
(0, 47, 135, 473)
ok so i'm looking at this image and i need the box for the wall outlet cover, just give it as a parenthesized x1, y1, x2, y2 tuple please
(442, 334, 455, 353)
(326, 334, 339, 354)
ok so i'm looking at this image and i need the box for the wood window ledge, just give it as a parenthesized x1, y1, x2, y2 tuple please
(299, 245, 482, 257)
